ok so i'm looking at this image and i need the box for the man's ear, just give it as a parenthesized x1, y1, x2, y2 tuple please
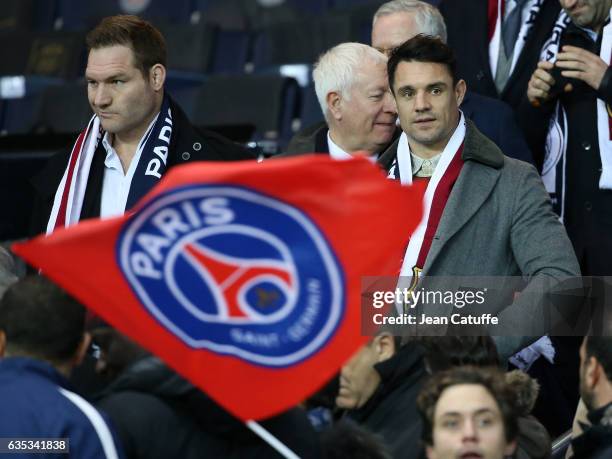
(589, 357, 603, 388)
(455, 79, 466, 107)
(326, 91, 343, 121)
(73, 332, 92, 367)
(149, 64, 166, 91)
(374, 332, 396, 363)
(0, 330, 5, 357)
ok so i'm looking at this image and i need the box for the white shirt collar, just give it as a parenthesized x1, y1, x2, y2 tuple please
(327, 131, 378, 163)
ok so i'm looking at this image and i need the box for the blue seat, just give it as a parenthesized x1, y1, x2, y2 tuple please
(176, 75, 300, 150)
(0, 0, 58, 32)
(210, 29, 250, 74)
(287, 0, 329, 15)
(299, 83, 324, 130)
(158, 23, 215, 74)
(57, 0, 193, 30)
(1, 94, 44, 135)
(2, 82, 90, 135)
(252, 16, 351, 69)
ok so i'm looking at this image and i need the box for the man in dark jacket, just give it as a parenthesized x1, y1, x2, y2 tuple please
(571, 335, 612, 459)
(0, 276, 124, 458)
(524, 0, 612, 276)
(93, 328, 321, 459)
(337, 333, 426, 459)
(30, 15, 254, 237)
(439, 0, 561, 111)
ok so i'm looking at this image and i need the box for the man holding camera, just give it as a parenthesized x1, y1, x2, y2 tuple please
(525, 0, 612, 276)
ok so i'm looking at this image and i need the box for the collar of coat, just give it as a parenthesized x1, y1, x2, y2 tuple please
(377, 118, 505, 172)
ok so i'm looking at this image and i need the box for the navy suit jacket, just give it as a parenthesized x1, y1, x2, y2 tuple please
(462, 90, 534, 166)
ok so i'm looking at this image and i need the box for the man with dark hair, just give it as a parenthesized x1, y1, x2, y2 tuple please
(417, 366, 518, 459)
(371, 0, 534, 166)
(30, 15, 254, 236)
(0, 276, 124, 458)
(379, 35, 579, 359)
(336, 333, 426, 459)
(571, 335, 612, 458)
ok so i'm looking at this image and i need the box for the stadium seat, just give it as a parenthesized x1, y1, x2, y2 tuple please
(3, 83, 90, 135)
(57, 0, 193, 30)
(252, 16, 352, 69)
(0, 0, 57, 32)
(298, 83, 324, 131)
(177, 75, 300, 150)
(158, 23, 216, 74)
(210, 29, 251, 74)
(25, 31, 86, 79)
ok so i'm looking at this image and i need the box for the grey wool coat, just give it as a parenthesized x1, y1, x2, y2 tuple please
(378, 119, 581, 358)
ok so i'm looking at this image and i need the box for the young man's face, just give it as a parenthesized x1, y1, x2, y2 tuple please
(86, 45, 160, 140)
(426, 384, 515, 459)
(392, 60, 465, 156)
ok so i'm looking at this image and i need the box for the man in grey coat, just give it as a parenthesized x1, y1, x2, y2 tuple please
(379, 35, 580, 358)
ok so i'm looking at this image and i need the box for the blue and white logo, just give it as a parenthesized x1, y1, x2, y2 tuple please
(117, 185, 345, 367)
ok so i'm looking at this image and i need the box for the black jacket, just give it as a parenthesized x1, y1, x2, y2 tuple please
(95, 357, 321, 459)
(571, 403, 612, 459)
(29, 96, 256, 237)
(440, 0, 561, 110)
(345, 345, 427, 459)
(517, 21, 612, 275)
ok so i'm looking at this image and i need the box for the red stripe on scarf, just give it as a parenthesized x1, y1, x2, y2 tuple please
(488, 0, 501, 42)
(55, 128, 87, 229)
(415, 143, 465, 269)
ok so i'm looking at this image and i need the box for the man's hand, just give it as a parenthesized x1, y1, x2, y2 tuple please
(527, 60, 557, 106)
(556, 45, 608, 91)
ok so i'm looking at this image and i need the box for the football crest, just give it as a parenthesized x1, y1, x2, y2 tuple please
(118, 185, 345, 367)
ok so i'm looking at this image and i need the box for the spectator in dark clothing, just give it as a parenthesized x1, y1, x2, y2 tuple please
(420, 336, 551, 459)
(92, 327, 321, 459)
(337, 333, 427, 459)
(0, 276, 124, 459)
(418, 366, 518, 459)
(571, 335, 612, 459)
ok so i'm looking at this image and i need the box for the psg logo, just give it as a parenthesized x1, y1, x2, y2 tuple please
(117, 185, 345, 367)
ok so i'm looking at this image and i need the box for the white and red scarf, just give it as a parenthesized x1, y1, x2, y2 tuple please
(46, 96, 173, 234)
(541, 7, 612, 219)
(488, 0, 545, 81)
(389, 113, 466, 279)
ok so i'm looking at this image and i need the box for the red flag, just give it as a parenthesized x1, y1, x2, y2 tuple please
(13, 155, 422, 421)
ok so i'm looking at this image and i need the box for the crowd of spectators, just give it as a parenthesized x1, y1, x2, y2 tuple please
(2, 0, 612, 458)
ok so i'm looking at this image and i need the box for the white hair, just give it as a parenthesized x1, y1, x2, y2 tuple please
(312, 42, 387, 121)
(372, 0, 447, 43)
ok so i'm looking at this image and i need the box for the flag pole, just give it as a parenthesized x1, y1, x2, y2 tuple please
(246, 420, 300, 459)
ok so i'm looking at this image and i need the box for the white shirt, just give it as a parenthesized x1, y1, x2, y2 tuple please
(100, 115, 158, 218)
(327, 132, 378, 163)
(410, 151, 442, 177)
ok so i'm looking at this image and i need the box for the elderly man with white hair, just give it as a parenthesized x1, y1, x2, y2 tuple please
(286, 42, 397, 159)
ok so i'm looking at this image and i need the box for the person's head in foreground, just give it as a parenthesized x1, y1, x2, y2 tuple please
(0, 275, 89, 377)
(417, 366, 518, 459)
